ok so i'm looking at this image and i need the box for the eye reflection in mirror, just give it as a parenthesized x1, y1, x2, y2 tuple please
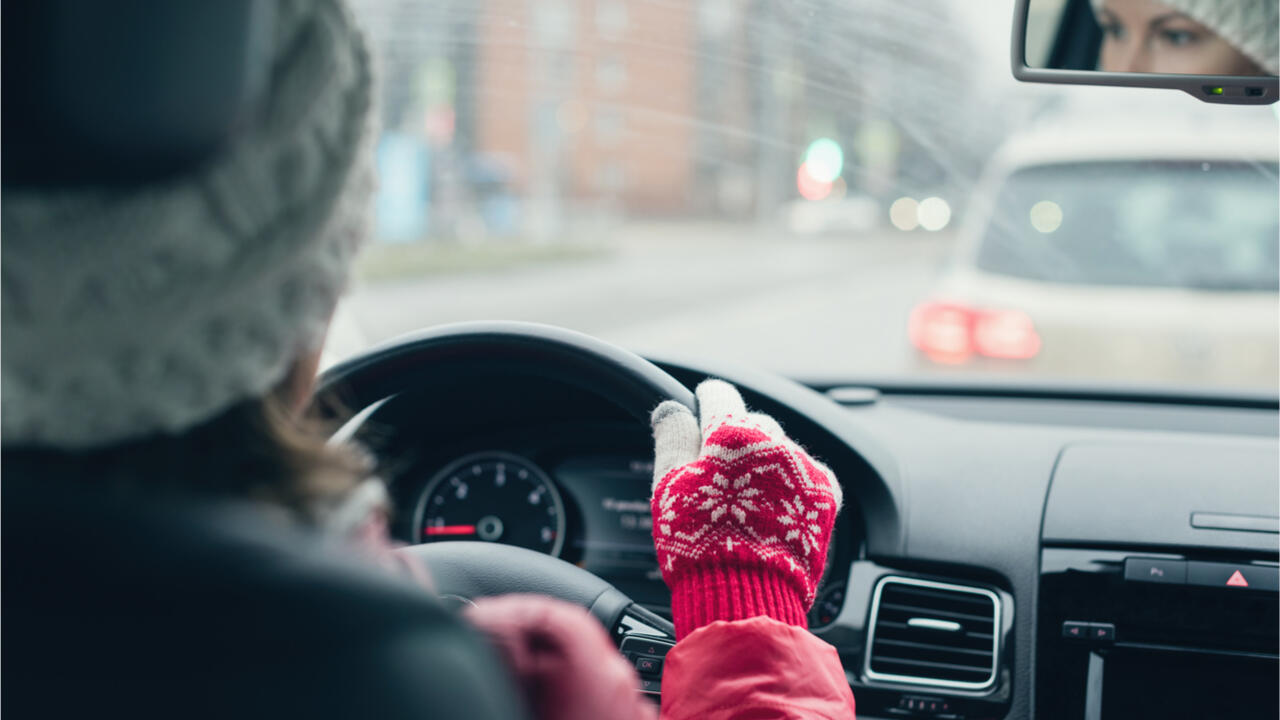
(1025, 0, 1279, 78)
(1094, 0, 1275, 75)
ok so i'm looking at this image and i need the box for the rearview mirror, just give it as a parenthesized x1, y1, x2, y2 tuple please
(1013, 0, 1278, 104)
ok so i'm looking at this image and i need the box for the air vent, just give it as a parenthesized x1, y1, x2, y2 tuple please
(864, 576, 1001, 690)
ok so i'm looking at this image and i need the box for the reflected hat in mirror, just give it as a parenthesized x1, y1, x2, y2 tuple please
(1, 0, 377, 449)
(1090, 0, 1280, 74)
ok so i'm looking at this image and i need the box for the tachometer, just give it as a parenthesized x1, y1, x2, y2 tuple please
(413, 451, 566, 557)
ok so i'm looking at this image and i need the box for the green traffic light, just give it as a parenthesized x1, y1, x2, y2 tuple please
(803, 138, 844, 183)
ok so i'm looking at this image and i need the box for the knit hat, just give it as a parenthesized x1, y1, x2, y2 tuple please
(1092, 0, 1280, 74)
(2, 0, 377, 449)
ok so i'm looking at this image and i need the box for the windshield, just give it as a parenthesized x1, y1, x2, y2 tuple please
(333, 0, 1280, 392)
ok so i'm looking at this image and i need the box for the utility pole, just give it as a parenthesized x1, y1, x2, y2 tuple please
(752, 0, 789, 229)
(526, 0, 573, 243)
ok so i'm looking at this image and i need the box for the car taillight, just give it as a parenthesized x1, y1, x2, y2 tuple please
(908, 303, 973, 363)
(973, 308, 1041, 360)
(909, 302, 1040, 363)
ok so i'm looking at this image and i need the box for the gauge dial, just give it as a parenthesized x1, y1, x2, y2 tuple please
(413, 452, 566, 557)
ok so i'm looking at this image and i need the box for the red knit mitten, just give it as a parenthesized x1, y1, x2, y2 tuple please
(650, 380, 842, 639)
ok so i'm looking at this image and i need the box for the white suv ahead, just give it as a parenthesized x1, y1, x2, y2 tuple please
(911, 118, 1280, 390)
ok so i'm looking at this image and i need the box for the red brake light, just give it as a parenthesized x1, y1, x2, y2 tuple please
(909, 302, 1040, 363)
(973, 308, 1041, 360)
(909, 302, 975, 363)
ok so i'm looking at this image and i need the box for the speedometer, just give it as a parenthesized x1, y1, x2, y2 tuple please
(412, 451, 566, 557)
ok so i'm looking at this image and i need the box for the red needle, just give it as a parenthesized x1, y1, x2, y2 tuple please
(424, 525, 477, 536)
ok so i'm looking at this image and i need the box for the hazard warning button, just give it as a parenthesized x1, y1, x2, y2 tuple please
(1186, 562, 1278, 592)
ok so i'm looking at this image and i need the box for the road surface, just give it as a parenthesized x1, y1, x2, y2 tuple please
(328, 224, 951, 380)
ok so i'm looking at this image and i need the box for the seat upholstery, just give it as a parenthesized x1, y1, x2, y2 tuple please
(2, 478, 529, 720)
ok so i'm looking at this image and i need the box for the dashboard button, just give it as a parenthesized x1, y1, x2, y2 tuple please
(620, 636, 675, 658)
(1089, 623, 1115, 643)
(1124, 558, 1186, 584)
(1186, 562, 1279, 591)
(899, 695, 950, 714)
(635, 655, 663, 676)
(1062, 621, 1090, 640)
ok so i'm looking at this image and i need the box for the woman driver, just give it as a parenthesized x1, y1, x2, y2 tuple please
(1, 1, 855, 718)
(1093, 0, 1279, 75)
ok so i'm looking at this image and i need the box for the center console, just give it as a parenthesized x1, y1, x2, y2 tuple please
(1038, 548, 1278, 719)
(1036, 441, 1280, 720)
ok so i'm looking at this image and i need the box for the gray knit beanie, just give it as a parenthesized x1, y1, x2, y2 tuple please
(1092, 0, 1280, 74)
(2, 0, 377, 449)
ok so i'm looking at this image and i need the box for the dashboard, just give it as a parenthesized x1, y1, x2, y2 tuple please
(376, 409, 859, 627)
(350, 354, 1279, 720)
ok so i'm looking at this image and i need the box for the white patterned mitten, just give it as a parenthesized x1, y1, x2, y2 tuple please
(650, 380, 842, 639)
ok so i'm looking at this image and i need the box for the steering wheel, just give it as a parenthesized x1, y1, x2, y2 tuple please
(314, 322, 694, 685)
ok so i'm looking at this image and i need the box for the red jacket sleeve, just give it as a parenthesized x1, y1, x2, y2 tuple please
(660, 616, 857, 720)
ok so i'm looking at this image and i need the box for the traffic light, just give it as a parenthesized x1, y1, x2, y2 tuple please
(803, 138, 843, 183)
(797, 137, 844, 200)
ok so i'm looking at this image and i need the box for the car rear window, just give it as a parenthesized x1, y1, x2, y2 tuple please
(975, 161, 1280, 291)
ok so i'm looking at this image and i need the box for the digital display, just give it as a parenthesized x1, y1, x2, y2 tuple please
(1101, 649, 1278, 719)
(554, 457, 661, 580)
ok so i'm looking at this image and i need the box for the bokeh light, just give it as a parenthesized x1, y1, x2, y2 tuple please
(889, 197, 919, 230)
(917, 197, 951, 231)
(797, 163, 833, 201)
(830, 176, 848, 200)
(803, 138, 844, 183)
(1029, 200, 1063, 233)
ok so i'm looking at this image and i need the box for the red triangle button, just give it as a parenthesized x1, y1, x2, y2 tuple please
(1226, 570, 1249, 587)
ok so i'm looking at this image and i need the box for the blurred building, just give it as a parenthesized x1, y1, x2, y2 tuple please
(352, 0, 1000, 238)
(473, 0, 697, 217)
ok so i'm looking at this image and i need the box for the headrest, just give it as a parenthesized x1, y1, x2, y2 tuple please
(2, 0, 274, 188)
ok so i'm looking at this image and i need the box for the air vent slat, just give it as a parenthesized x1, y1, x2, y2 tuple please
(877, 602, 995, 625)
(873, 619, 993, 642)
(865, 577, 1001, 690)
(870, 656, 996, 677)
(873, 624, 992, 652)
(874, 637, 994, 658)
(878, 584, 995, 609)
